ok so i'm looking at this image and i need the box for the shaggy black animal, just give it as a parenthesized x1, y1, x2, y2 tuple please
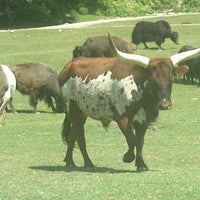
(178, 45, 200, 84)
(132, 20, 179, 49)
(9, 63, 65, 113)
(73, 35, 133, 59)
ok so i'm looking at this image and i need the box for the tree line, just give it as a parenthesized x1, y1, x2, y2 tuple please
(0, 0, 199, 28)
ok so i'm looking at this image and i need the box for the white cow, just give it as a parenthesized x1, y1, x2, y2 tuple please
(0, 65, 16, 126)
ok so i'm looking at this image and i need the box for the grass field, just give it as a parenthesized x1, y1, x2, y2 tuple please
(0, 13, 200, 200)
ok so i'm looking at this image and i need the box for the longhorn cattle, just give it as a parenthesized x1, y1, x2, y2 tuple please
(0, 65, 16, 126)
(178, 45, 200, 84)
(59, 31, 200, 172)
(132, 20, 179, 49)
(9, 63, 65, 113)
(73, 35, 133, 59)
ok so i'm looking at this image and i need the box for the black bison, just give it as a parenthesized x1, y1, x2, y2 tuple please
(178, 45, 200, 84)
(58, 31, 200, 172)
(0, 65, 16, 126)
(73, 35, 133, 59)
(132, 20, 179, 49)
(9, 63, 65, 113)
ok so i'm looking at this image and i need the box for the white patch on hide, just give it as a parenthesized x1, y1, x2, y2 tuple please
(133, 108, 146, 124)
(61, 71, 138, 122)
(1, 65, 16, 101)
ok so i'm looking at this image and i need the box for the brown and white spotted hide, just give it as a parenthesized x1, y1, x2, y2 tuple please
(59, 41, 200, 172)
(0, 65, 16, 126)
(63, 70, 138, 125)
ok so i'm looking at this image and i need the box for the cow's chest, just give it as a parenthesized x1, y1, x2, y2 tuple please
(61, 72, 138, 121)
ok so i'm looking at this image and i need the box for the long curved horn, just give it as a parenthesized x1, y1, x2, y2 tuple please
(108, 31, 150, 67)
(170, 48, 200, 66)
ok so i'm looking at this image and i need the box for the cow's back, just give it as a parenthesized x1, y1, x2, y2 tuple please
(156, 20, 172, 37)
(132, 21, 157, 44)
(76, 36, 132, 57)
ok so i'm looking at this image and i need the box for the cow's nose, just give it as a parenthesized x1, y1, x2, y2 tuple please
(160, 98, 172, 110)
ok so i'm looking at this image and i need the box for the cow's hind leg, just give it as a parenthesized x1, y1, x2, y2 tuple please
(62, 114, 76, 169)
(8, 98, 17, 113)
(44, 95, 56, 112)
(69, 102, 95, 171)
(0, 109, 5, 127)
(0, 98, 9, 126)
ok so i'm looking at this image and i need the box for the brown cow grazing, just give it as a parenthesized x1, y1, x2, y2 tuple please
(59, 32, 200, 172)
(9, 63, 65, 113)
(73, 35, 133, 59)
(0, 65, 16, 126)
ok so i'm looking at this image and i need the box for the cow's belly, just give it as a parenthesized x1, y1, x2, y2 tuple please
(61, 72, 138, 122)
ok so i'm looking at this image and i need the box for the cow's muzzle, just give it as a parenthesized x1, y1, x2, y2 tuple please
(159, 98, 172, 110)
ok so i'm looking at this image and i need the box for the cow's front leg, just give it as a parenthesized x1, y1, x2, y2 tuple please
(116, 118, 136, 163)
(134, 122, 149, 172)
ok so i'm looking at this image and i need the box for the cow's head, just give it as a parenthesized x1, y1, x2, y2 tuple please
(171, 31, 179, 45)
(73, 46, 82, 59)
(108, 31, 200, 110)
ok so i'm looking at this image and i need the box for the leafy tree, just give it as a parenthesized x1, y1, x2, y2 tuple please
(0, 0, 198, 28)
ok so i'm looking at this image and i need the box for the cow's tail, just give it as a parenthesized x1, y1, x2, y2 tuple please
(43, 95, 56, 111)
(62, 114, 71, 144)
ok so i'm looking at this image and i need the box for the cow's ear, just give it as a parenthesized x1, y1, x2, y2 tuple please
(173, 65, 189, 77)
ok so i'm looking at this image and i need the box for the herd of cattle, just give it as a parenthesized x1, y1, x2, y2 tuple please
(1, 19, 200, 171)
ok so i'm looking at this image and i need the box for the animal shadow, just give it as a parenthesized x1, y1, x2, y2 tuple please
(29, 165, 141, 174)
(6, 109, 52, 114)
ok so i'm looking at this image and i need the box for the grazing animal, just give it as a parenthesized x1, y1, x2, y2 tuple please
(132, 20, 179, 49)
(9, 63, 65, 113)
(73, 35, 133, 59)
(59, 32, 200, 172)
(0, 65, 16, 126)
(178, 45, 200, 84)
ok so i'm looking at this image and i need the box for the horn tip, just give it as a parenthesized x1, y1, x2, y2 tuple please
(107, 30, 111, 37)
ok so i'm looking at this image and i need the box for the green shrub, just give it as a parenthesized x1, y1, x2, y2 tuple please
(180, 0, 200, 12)
(132, 2, 154, 15)
(95, 0, 180, 17)
(101, 0, 135, 16)
(68, 10, 79, 23)
(78, 6, 88, 15)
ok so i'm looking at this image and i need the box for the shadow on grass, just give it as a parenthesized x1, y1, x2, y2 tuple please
(133, 47, 160, 51)
(174, 78, 199, 86)
(29, 165, 142, 174)
(6, 109, 53, 114)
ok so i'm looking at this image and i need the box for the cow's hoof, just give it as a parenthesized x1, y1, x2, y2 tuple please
(85, 166, 96, 172)
(65, 164, 76, 171)
(137, 166, 149, 172)
(123, 152, 135, 163)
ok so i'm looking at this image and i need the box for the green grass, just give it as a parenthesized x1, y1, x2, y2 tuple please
(0, 14, 200, 200)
